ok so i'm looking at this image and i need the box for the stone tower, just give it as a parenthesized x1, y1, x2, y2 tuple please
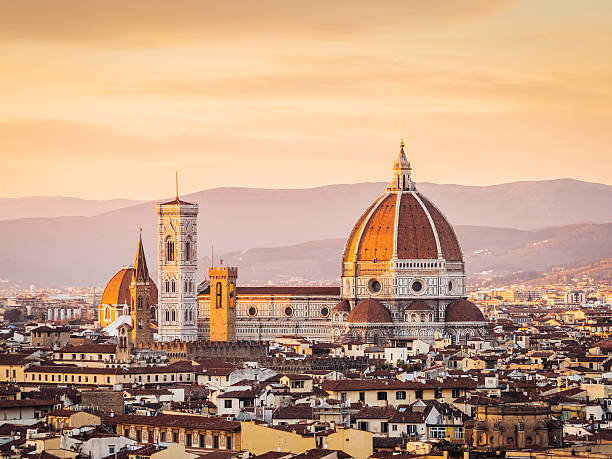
(129, 230, 154, 346)
(156, 188, 199, 342)
(209, 266, 237, 342)
(116, 322, 133, 363)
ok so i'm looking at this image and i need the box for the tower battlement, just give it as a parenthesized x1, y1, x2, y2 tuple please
(209, 267, 238, 277)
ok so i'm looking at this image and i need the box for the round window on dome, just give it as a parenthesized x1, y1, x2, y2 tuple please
(368, 279, 382, 294)
(320, 307, 329, 317)
(284, 306, 294, 317)
(248, 306, 257, 317)
(411, 280, 423, 293)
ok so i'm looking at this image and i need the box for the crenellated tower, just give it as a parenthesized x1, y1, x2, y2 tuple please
(209, 265, 237, 342)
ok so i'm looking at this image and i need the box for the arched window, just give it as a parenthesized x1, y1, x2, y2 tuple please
(105, 307, 110, 320)
(165, 280, 170, 293)
(229, 282, 235, 308)
(166, 238, 175, 262)
(171, 280, 176, 293)
(216, 282, 222, 309)
(137, 297, 143, 310)
(185, 240, 191, 261)
(171, 309, 176, 322)
(138, 320, 143, 329)
(184, 310, 188, 322)
(165, 309, 170, 322)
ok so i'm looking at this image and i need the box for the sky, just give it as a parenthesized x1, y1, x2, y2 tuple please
(1, 0, 611, 199)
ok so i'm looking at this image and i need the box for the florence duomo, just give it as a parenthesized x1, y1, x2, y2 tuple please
(98, 142, 486, 346)
(6, 2, 610, 454)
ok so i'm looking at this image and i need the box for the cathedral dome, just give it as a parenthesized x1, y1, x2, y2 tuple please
(100, 267, 158, 306)
(342, 143, 462, 265)
(333, 299, 351, 313)
(101, 268, 133, 305)
(347, 299, 392, 323)
(343, 191, 462, 264)
(445, 299, 485, 322)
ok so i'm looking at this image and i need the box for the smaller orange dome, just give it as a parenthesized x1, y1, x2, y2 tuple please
(347, 299, 392, 323)
(445, 299, 485, 322)
(101, 268, 133, 305)
(100, 267, 158, 306)
(333, 299, 351, 313)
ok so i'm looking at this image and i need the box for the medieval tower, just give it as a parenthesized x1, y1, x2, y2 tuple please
(156, 188, 199, 342)
(129, 230, 155, 346)
(208, 266, 237, 342)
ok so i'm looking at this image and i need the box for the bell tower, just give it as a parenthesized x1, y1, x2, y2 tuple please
(156, 179, 199, 342)
(209, 265, 237, 342)
(129, 230, 154, 347)
(116, 322, 133, 363)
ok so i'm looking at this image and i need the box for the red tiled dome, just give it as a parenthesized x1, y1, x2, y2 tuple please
(343, 191, 462, 264)
(101, 267, 158, 306)
(101, 268, 133, 305)
(347, 299, 392, 323)
(333, 299, 351, 313)
(445, 299, 485, 322)
(404, 300, 433, 311)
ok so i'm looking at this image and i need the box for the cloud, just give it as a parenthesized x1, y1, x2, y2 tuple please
(0, 0, 519, 46)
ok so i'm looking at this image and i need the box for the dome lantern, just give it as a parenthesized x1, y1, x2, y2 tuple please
(388, 139, 415, 192)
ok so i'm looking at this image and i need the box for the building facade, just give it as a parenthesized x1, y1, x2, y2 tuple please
(98, 143, 486, 345)
(197, 143, 487, 344)
(97, 233, 158, 346)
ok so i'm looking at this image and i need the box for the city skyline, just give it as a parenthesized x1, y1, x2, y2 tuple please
(2, 0, 612, 199)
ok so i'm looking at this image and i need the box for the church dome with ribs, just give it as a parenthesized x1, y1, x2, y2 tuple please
(445, 298, 485, 322)
(100, 267, 158, 306)
(347, 299, 392, 323)
(342, 143, 462, 265)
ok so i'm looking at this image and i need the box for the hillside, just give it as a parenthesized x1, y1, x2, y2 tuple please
(206, 223, 612, 286)
(1, 178, 612, 286)
(522, 258, 612, 287)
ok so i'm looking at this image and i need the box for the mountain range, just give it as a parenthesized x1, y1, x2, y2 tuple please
(0, 178, 611, 287)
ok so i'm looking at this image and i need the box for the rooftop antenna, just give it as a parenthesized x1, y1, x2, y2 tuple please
(175, 171, 179, 200)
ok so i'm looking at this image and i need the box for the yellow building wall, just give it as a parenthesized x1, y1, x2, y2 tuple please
(148, 444, 198, 459)
(0, 363, 26, 383)
(99, 304, 120, 328)
(240, 421, 315, 455)
(326, 427, 372, 459)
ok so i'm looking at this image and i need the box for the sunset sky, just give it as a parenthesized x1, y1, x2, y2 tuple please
(1, 0, 611, 199)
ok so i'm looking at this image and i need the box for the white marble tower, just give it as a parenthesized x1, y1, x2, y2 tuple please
(156, 184, 198, 342)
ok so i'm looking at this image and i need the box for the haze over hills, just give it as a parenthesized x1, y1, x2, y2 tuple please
(206, 223, 612, 286)
(0, 196, 143, 220)
(0, 178, 611, 287)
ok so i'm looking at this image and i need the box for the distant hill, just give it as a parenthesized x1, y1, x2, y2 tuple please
(0, 196, 143, 220)
(207, 223, 612, 285)
(1, 178, 612, 287)
(521, 257, 612, 287)
(481, 257, 612, 288)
